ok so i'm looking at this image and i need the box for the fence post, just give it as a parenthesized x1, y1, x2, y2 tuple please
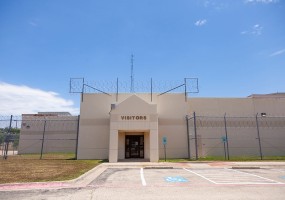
(1, 135, 3, 156)
(186, 115, 191, 159)
(81, 78, 85, 102)
(8, 115, 13, 134)
(40, 120, 47, 159)
(223, 140, 227, 160)
(255, 113, 263, 160)
(193, 112, 198, 160)
(75, 115, 80, 160)
(224, 113, 230, 160)
(3, 115, 13, 160)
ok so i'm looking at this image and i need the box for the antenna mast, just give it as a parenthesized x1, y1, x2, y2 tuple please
(130, 54, 134, 92)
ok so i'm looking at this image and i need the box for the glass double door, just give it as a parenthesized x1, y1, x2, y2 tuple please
(125, 135, 144, 159)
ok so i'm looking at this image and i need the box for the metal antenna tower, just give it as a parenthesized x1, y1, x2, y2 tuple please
(130, 54, 134, 92)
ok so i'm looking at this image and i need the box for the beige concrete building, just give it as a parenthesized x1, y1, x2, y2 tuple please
(19, 112, 78, 154)
(77, 93, 285, 162)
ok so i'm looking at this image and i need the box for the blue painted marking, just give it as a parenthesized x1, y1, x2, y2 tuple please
(165, 176, 188, 183)
(279, 176, 285, 179)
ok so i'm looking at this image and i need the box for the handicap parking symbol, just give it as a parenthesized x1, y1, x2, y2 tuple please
(165, 176, 188, 183)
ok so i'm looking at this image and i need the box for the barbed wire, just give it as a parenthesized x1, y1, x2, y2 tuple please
(0, 115, 79, 130)
(1, 115, 285, 129)
(188, 116, 285, 128)
(70, 78, 199, 94)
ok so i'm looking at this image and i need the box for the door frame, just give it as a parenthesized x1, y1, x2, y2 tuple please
(125, 135, 144, 159)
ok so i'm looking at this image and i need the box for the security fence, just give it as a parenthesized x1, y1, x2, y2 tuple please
(70, 78, 199, 94)
(0, 115, 79, 160)
(186, 113, 285, 160)
(2, 114, 285, 160)
(0, 116, 21, 159)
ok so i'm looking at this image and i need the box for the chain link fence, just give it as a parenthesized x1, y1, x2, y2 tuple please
(1, 115, 79, 160)
(0, 116, 21, 159)
(186, 113, 285, 160)
(2, 113, 284, 160)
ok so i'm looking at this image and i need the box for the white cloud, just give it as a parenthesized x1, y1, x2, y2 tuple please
(241, 24, 263, 35)
(0, 82, 79, 115)
(195, 19, 207, 26)
(202, 0, 228, 10)
(270, 49, 285, 57)
(204, 1, 210, 7)
(252, 24, 263, 35)
(244, 0, 279, 4)
(29, 21, 38, 26)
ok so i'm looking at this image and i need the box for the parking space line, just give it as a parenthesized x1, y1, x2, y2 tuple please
(184, 168, 283, 185)
(225, 168, 283, 184)
(183, 168, 217, 184)
(140, 168, 146, 186)
(271, 169, 285, 173)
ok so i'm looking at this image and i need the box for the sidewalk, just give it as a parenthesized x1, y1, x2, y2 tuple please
(1, 161, 284, 191)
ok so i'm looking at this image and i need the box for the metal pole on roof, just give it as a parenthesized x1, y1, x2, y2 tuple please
(130, 54, 134, 93)
(116, 78, 119, 102)
(81, 78, 85, 102)
(151, 78, 153, 102)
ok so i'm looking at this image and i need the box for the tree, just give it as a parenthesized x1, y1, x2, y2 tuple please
(0, 127, 20, 149)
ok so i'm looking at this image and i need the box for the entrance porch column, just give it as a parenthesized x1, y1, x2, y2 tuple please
(150, 129, 159, 162)
(109, 129, 118, 163)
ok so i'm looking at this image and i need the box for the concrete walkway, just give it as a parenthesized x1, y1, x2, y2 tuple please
(1, 161, 285, 191)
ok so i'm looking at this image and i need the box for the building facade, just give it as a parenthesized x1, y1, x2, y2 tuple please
(77, 93, 285, 162)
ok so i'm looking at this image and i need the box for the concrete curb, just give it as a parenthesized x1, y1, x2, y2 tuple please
(144, 166, 174, 169)
(232, 166, 261, 169)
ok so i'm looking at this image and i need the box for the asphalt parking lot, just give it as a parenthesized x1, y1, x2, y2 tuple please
(1, 162, 285, 200)
(90, 167, 285, 188)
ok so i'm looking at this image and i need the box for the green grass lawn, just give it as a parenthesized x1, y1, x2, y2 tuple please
(0, 154, 105, 184)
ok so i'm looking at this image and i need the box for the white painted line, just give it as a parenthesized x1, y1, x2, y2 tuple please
(225, 168, 283, 184)
(183, 168, 217, 184)
(272, 169, 285, 173)
(140, 168, 147, 186)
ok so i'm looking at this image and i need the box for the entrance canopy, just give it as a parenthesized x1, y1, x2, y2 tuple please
(109, 95, 158, 162)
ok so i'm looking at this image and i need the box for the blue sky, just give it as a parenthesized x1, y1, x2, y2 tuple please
(0, 0, 284, 115)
